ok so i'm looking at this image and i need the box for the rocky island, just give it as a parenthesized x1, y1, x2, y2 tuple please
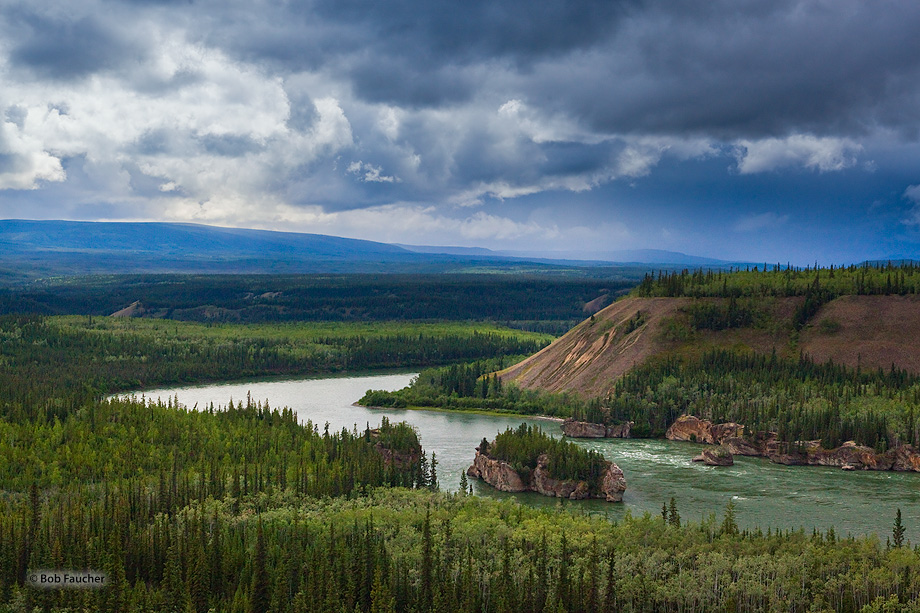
(467, 424, 627, 501)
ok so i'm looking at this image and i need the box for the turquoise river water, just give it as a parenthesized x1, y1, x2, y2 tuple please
(134, 372, 920, 543)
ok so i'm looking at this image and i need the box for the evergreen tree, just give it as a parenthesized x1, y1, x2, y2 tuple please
(893, 508, 906, 548)
(668, 497, 680, 528)
(429, 452, 439, 491)
(604, 548, 617, 613)
(249, 519, 270, 613)
(419, 507, 433, 612)
(164, 538, 183, 613)
(417, 452, 430, 489)
(721, 500, 739, 536)
(187, 542, 208, 613)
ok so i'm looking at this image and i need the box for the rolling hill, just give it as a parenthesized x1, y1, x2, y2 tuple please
(0, 219, 750, 280)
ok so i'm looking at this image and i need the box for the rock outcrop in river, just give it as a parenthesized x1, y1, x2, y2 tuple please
(667, 413, 920, 472)
(665, 415, 744, 445)
(560, 418, 632, 439)
(467, 444, 627, 502)
(692, 445, 734, 466)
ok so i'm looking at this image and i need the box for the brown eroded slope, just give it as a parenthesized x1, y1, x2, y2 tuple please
(110, 300, 145, 317)
(499, 297, 691, 397)
(503, 294, 920, 398)
(800, 295, 920, 374)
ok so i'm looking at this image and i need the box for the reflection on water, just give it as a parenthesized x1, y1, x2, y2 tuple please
(137, 372, 920, 542)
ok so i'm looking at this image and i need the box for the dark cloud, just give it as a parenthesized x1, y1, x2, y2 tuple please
(70, 0, 920, 138)
(313, 0, 635, 65)
(348, 58, 475, 108)
(3, 0, 920, 262)
(4, 106, 27, 129)
(285, 93, 319, 133)
(528, 0, 920, 138)
(7, 11, 142, 80)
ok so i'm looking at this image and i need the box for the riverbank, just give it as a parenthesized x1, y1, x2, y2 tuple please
(359, 402, 565, 422)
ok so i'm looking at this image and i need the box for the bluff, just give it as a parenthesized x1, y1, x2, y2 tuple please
(466, 444, 627, 502)
(501, 295, 920, 397)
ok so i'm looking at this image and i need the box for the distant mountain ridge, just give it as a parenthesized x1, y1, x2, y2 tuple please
(398, 244, 734, 266)
(0, 219, 408, 258)
(0, 219, 743, 279)
(0, 220, 444, 277)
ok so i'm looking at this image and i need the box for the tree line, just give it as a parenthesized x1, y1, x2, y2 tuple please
(632, 261, 920, 299)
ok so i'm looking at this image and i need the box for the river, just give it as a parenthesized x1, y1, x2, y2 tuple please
(135, 371, 920, 543)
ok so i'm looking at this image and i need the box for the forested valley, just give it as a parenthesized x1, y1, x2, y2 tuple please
(0, 315, 550, 419)
(2, 271, 920, 611)
(0, 274, 635, 335)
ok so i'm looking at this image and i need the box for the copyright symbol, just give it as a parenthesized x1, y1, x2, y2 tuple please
(29, 575, 37, 583)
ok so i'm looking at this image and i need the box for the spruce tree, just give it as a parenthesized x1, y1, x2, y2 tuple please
(720, 500, 739, 536)
(370, 566, 396, 613)
(417, 452, 430, 489)
(249, 519, 270, 613)
(668, 497, 680, 528)
(429, 452, 438, 491)
(188, 542, 208, 613)
(893, 508, 905, 548)
(419, 507, 433, 612)
(164, 538, 183, 613)
(604, 548, 617, 613)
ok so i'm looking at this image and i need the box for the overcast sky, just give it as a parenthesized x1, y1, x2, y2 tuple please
(2, 0, 920, 264)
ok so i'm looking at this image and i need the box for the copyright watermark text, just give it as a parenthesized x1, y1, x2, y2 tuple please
(28, 570, 109, 590)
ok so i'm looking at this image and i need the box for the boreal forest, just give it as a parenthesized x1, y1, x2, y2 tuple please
(1, 270, 919, 612)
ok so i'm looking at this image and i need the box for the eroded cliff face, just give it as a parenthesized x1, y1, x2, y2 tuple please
(503, 295, 920, 399)
(599, 462, 627, 502)
(606, 422, 632, 438)
(370, 427, 421, 470)
(467, 446, 626, 501)
(665, 415, 744, 444)
(466, 450, 527, 492)
(560, 419, 632, 439)
(531, 454, 590, 499)
(667, 414, 920, 472)
(373, 443, 421, 470)
(560, 420, 606, 438)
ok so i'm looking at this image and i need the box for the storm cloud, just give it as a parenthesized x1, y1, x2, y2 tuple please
(1, 0, 920, 262)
